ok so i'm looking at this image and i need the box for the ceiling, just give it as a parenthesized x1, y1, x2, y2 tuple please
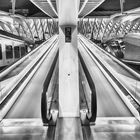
(0, 0, 140, 18)
(88, 0, 140, 17)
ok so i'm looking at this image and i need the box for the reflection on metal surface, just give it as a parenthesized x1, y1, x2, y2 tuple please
(0, 119, 56, 140)
(55, 118, 83, 140)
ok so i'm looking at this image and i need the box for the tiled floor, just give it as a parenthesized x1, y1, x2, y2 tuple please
(84, 117, 140, 140)
(1, 117, 140, 140)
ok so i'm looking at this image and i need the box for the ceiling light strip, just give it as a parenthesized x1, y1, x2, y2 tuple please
(30, 0, 53, 18)
(47, 0, 58, 16)
(79, 0, 105, 18)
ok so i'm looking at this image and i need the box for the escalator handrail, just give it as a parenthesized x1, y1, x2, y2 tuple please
(41, 51, 58, 125)
(78, 51, 97, 123)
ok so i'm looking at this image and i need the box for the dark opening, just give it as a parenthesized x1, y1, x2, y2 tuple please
(6, 45, 13, 59)
(21, 47, 26, 57)
(65, 27, 71, 42)
(14, 46, 20, 58)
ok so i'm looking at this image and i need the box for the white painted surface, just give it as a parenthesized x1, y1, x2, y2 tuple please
(58, 0, 80, 117)
(59, 43, 79, 117)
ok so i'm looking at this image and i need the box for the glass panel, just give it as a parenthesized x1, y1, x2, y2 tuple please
(11, 24, 19, 36)
(6, 45, 13, 59)
(21, 46, 25, 57)
(14, 46, 20, 58)
(4, 24, 12, 33)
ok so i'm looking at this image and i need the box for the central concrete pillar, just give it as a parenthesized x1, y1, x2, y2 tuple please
(58, 0, 80, 117)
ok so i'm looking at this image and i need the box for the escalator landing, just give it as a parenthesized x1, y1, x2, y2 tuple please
(0, 119, 52, 140)
(0, 117, 140, 140)
(83, 117, 140, 140)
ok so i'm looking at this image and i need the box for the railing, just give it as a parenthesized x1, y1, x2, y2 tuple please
(0, 39, 57, 107)
(0, 35, 57, 79)
(0, 38, 58, 121)
(41, 51, 58, 125)
(78, 51, 97, 123)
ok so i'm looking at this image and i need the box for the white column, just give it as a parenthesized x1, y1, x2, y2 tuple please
(58, 0, 80, 117)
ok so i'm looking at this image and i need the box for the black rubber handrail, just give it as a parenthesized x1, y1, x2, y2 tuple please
(78, 51, 97, 123)
(41, 51, 58, 125)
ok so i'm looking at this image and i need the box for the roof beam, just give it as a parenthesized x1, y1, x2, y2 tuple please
(79, 0, 88, 14)
(47, 0, 58, 16)
(79, 0, 105, 18)
(30, 0, 58, 18)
